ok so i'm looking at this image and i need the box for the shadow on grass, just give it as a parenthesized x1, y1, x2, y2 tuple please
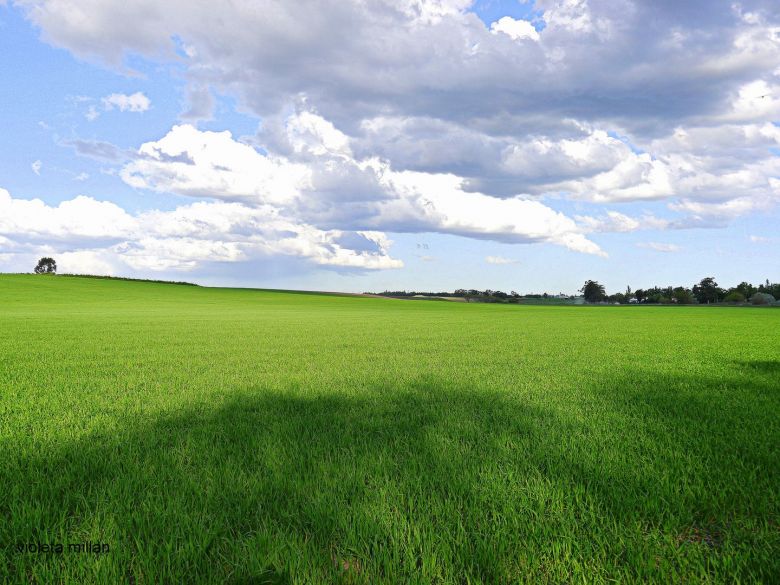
(735, 359, 780, 377)
(4, 369, 779, 583)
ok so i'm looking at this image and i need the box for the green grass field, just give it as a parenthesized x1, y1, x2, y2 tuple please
(1, 274, 778, 583)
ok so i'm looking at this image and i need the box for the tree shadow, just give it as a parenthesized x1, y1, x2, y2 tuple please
(3, 369, 779, 583)
(734, 360, 780, 378)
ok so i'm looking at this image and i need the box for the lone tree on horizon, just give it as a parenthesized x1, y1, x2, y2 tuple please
(34, 257, 57, 274)
(580, 280, 606, 303)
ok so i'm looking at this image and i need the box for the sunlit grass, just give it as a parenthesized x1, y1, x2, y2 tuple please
(1, 274, 778, 583)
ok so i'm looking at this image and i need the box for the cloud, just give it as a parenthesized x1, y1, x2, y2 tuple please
(0, 187, 403, 272)
(499, 129, 634, 191)
(485, 255, 520, 265)
(119, 120, 605, 256)
(285, 111, 353, 158)
(576, 211, 640, 233)
(668, 188, 780, 225)
(576, 210, 669, 233)
(180, 85, 215, 121)
(85, 105, 100, 121)
(31, 160, 42, 175)
(637, 242, 681, 253)
(58, 250, 118, 275)
(490, 16, 539, 41)
(121, 124, 310, 206)
(0, 189, 136, 239)
(18, 0, 778, 132)
(102, 92, 151, 113)
(14, 0, 780, 255)
(66, 139, 126, 161)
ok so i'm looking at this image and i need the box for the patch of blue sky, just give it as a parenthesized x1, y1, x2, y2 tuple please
(0, 5, 192, 212)
(469, 0, 543, 29)
(607, 130, 646, 155)
(199, 94, 262, 142)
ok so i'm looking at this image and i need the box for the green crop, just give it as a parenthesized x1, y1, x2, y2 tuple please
(1, 274, 778, 583)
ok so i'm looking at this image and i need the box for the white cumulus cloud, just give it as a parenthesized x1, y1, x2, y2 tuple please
(118, 120, 605, 256)
(0, 187, 403, 273)
(490, 16, 539, 41)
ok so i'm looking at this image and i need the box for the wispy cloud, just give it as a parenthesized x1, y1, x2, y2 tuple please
(485, 255, 520, 265)
(85, 105, 100, 121)
(31, 160, 42, 175)
(637, 242, 681, 253)
(102, 92, 151, 113)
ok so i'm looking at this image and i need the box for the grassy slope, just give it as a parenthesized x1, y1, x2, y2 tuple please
(1, 274, 778, 584)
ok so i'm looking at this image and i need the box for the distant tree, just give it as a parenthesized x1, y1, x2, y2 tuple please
(644, 286, 674, 304)
(693, 277, 722, 304)
(580, 280, 606, 303)
(609, 292, 627, 304)
(758, 280, 780, 299)
(723, 291, 745, 303)
(34, 257, 57, 274)
(635, 289, 646, 303)
(750, 292, 776, 306)
(672, 287, 695, 304)
(734, 281, 756, 299)
(643, 286, 666, 304)
(464, 289, 481, 303)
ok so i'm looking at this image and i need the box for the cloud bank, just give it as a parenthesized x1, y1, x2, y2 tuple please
(6, 0, 780, 274)
(0, 187, 403, 273)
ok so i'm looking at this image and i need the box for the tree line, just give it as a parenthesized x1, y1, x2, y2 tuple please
(373, 277, 779, 305)
(579, 277, 778, 305)
(374, 289, 524, 302)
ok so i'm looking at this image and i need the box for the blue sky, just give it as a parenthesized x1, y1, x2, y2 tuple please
(1, 0, 779, 294)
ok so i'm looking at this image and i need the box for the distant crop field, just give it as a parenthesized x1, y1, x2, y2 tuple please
(1, 274, 778, 583)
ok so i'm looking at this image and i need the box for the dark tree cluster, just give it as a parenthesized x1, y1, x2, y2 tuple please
(34, 257, 57, 274)
(454, 289, 520, 303)
(375, 290, 459, 298)
(373, 289, 523, 303)
(590, 277, 778, 306)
